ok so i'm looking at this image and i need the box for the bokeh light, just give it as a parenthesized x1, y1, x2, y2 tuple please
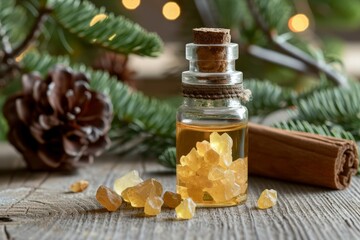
(162, 2, 181, 21)
(122, 0, 141, 10)
(89, 14, 108, 27)
(288, 14, 309, 33)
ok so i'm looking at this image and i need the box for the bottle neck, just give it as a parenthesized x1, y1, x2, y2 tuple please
(182, 43, 244, 101)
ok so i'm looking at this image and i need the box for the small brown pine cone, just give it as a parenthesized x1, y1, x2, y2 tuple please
(3, 66, 113, 170)
(92, 52, 136, 89)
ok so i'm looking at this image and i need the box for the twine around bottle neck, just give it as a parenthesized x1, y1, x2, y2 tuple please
(182, 82, 251, 103)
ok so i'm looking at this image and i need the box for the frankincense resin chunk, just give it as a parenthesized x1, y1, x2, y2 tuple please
(196, 140, 210, 156)
(204, 148, 220, 165)
(114, 170, 143, 195)
(70, 180, 89, 193)
(257, 189, 277, 209)
(177, 165, 195, 183)
(205, 180, 228, 202)
(180, 148, 202, 171)
(208, 166, 224, 181)
(230, 158, 247, 184)
(175, 198, 196, 219)
(196, 162, 212, 178)
(122, 178, 163, 207)
(163, 191, 182, 208)
(96, 185, 122, 211)
(144, 196, 164, 216)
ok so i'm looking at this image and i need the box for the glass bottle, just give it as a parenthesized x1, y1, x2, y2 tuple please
(176, 42, 248, 207)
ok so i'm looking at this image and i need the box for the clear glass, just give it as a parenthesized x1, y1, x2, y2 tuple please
(176, 43, 248, 207)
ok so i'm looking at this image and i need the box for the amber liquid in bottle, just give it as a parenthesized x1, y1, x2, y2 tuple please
(176, 122, 248, 207)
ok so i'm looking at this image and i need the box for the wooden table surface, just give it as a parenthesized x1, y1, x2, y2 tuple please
(1, 143, 360, 240)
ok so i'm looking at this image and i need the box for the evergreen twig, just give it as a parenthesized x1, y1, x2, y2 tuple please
(158, 147, 176, 169)
(0, 5, 51, 83)
(50, 0, 163, 57)
(244, 79, 294, 117)
(274, 120, 355, 141)
(0, 23, 12, 55)
(0, 23, 14, 87)
(245, 0, 348, 87)
(9, 8, 51, 58)
(246, 45, 309, 73)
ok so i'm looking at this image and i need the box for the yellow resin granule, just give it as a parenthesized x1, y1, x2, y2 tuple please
(144, 196, 164, 216)
(196, 140, 211, 156)
(204, 149, 220, 165)
(257, 189, 277, 209)
(230, 158, 247, 185)
(96, 185, 123, 212)
(175, 198, 196, 219)
(180, 148, 202, 171)
(177, 165, 195, 183)
(114, 170, 143, 195)
(70, 180, 89, 193)
(122, 178, 163, 207)
(163, 191, 182, 208)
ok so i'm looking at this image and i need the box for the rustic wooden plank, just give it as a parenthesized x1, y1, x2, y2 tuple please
(0, 142, 360, 240)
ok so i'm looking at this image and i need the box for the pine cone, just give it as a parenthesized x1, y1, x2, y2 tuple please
(3, 66, 113, 170)
(92, 52, 136, 88)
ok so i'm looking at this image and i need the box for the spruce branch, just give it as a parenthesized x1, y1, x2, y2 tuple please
(273, 39, 348, 87)
(245, 0, 348, 87)
(244, 79, 294, 117)
(245, 0, 270, 37)
(0, 4, 51, 84)
(274, 120, 355, 141)
(0, 0, 163, 89)
(0, 23, 14, 87)
(246, 45, 310, 73)
(9, 7, 51, 58)
(158, 147, 176, 169)
(293, 81, 360, 138)
(49, 0, 163, 57)
(0, 23, 12, 55)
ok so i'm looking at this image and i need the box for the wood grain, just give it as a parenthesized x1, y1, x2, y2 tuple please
(1, 143, 360, 240)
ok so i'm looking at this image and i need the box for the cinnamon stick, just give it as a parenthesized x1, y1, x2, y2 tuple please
(248, 123, 359, 189)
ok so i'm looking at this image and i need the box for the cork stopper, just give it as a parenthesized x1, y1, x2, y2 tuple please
(193, 28, 231, 44)
(192, 28, 231, 73)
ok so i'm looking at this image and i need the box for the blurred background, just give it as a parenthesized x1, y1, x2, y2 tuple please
(37, 0, 360, 98)
(1, 0, 360, 168)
